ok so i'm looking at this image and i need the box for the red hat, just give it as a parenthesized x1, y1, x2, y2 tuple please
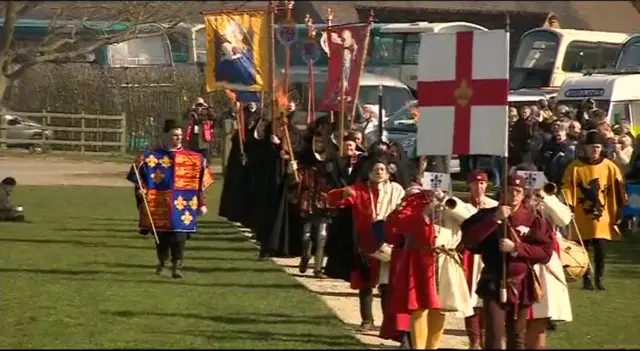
(466, 170, 488, 184)
(507, 174, 526, 188)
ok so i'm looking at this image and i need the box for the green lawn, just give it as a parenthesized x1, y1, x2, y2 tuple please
(0, 185, 363, 349)
(548, 234, 640, 349)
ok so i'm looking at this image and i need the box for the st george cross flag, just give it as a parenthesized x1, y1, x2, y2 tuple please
(516, 171, 547, 190)
(422, 172, 451, 191)
(416, 30, 509, 156)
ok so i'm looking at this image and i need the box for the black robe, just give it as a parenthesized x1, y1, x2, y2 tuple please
(324, 154, 362, 281)
(218, 108, 259, 229)
(255, 122, 307, 258)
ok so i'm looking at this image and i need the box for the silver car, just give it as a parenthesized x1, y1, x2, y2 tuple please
(1, 115, 54, 151)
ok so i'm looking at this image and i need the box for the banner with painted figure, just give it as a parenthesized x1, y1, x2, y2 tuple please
(319, 23, 369, 112)
(205, 12, 271, 93)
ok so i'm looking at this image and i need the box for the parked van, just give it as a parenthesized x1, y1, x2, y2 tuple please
(557, 72, 640, 128)
(282, 67, 415, 125)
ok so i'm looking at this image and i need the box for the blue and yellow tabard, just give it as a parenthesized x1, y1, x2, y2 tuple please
(127, 148, 215, 233)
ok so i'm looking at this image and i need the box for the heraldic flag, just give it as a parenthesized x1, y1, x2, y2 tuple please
(416, 30, 509, 157)
(204, 11, 271, 94)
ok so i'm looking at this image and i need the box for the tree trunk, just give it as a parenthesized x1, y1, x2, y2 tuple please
(0, 74, 10, 111)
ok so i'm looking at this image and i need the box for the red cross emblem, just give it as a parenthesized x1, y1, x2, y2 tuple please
(417, 32, 509, 155)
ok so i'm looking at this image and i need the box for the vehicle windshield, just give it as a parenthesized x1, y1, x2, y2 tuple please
(513, 30, 559, 70)
(359, 85, 414, 115)
(384, 101, 419, 133)
(303, 82, 413, 116)
(555, 99, 611, 114)
(616, 37, 640, 70)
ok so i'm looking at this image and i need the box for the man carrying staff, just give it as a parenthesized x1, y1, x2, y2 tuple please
(127, 119, 214, 279)
(562, 130, 626, 291)
(461, 174, 555, 349)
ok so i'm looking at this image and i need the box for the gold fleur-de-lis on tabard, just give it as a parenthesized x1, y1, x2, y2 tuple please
(188, 196, 199, 210)
(160, 156, 172, 168)
(181, 210, 193, 225)
(174, 196, 187, 211)
(454, 79, 473, 107)
(151, 169, 165, 184)
(145, 154, 159, 168)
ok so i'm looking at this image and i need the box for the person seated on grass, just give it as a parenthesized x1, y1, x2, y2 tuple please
(0, 177, 24, 222)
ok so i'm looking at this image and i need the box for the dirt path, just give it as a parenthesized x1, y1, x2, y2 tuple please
(3, 155, 468, 349)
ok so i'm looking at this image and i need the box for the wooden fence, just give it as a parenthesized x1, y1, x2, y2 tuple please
(0, 111, 127, 154)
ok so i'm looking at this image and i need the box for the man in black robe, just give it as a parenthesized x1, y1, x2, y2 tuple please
(218, 103, 260, 228)
(324, 133, 365, 281)
(255, 116, 306, 259)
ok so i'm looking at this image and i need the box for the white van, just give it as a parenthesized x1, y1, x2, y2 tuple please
(556, 73, 640, 127)
(282, 67, 415, 126)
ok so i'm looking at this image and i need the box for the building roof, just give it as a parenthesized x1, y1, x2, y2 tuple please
(300, 1, 640, 33)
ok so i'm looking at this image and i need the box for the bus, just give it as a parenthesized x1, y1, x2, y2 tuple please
(616, 34, 640, 71)
(170, 22, 488, 92)
(510, 27, 629, 91)
(4, 19, 174, 67)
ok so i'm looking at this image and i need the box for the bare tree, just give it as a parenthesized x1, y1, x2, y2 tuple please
(0, 1, 204, 105)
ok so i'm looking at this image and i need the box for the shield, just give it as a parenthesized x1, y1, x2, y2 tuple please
(301, 39, 321, 65)
(276, 19, 298, 46)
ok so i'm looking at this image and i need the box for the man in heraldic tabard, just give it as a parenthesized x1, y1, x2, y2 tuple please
(562, 130, 626, 291)
(127, 119, 215, 279)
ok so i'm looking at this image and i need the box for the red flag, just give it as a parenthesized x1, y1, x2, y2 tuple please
(319, 23, 369, 112)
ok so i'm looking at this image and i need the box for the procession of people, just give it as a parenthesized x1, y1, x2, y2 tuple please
(118, 8, 632, 348)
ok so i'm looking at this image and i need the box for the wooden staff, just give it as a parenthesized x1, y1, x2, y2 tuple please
(349, 10, 375, 130)
(280, 111, 301, 183)
(305, 14, 317, 125)
(284, 0, 294, 98)
(132, 163, 160, 245)
(326, 9, 334, 125)
(268, 0, 279, 136)
(500, 13, 510, 305)
(260, 92, 265, 118)
(339, 71, 347, 156)
(237, 101, 248, 165)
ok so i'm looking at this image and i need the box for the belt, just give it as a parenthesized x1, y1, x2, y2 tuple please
(433, 245, 464, 269)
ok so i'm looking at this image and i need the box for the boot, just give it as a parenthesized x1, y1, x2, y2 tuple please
(595, 276, 606, 291)
(172, 260, 183, 279)
(299, 256, 310, 274)
(300, 233, 313, 274)
(155, 261, 167, 275)
(399, 332, 412, 349)
(582, 273, 594, 290)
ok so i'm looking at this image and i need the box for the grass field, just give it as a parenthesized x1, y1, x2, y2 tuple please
(0, 185, 363, 349)
(3, 184, 640, 349)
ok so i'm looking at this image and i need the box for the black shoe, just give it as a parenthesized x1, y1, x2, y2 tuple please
(299, 256, 310, 274)
(595, 277, 606, 290)
(172, 260, 183, 279)
(155, 262, 166, 275)
(583, 274, 595, 290)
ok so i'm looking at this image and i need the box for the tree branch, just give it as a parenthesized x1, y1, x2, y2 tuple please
(5, 30, 165, 80)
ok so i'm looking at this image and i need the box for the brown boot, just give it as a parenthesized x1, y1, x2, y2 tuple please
(172, 260, 183, 279)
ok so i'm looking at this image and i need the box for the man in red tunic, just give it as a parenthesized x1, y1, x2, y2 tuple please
(382, 174, 440, 350)
(461, 170, 498, 349)
(327, 158, 405, 332)
(461, 174, 554, 349)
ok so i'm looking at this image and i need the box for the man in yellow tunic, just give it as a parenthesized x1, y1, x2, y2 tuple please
(562, 130, 626, 291)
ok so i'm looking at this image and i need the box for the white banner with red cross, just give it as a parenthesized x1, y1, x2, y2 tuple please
(416, 30, 510, 157)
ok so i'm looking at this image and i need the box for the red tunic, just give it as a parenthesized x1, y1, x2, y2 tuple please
(383, 191, 440, 313)
(327, 182, 386, 289)
(461, 204, 554, 306)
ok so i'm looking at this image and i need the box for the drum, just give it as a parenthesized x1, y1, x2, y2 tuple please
(558, 236, 589, 281)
